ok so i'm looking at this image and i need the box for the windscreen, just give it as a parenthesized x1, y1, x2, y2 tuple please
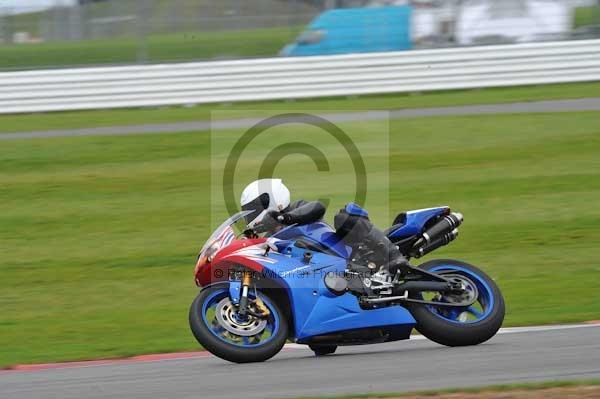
(198, 210, 253, 257)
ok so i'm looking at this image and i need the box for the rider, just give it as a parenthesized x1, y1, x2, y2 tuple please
(240, 178, 407, 274)
(240, 178, 326, 234)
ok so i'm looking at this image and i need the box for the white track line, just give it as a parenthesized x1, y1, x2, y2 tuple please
(494, 323, 600, 334)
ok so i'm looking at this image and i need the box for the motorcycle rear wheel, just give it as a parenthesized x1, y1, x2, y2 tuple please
(189, 283, 288, 363)
(406, 259, 505, 347)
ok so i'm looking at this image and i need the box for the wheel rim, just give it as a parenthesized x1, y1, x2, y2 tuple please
(423, 264, 495, 324)
(201, 288, 280, 347)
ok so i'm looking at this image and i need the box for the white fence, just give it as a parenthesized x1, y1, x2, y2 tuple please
(1, 39, 599, 114)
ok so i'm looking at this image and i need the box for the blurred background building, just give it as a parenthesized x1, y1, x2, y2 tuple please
(0, 0, 599, 69)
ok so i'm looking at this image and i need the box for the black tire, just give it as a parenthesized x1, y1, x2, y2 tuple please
(405, 259, 505, 347)
(189, 283, 289, 363)
(309, 344, 337, 356)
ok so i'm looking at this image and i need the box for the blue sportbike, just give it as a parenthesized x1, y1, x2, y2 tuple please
(190, 205, 505, 363)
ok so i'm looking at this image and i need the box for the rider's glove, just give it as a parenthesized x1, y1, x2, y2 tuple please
(261, 211, 282, 231)
(274, 212, 295, 225)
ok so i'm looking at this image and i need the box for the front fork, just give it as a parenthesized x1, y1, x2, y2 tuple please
(229, 271, 269, 317)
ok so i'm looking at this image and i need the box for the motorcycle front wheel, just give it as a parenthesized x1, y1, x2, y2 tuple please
(189, 283, 288, 363)
(406, 259, 505, 347)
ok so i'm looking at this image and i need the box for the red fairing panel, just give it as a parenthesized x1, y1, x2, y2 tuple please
(195, 238, 267, 287)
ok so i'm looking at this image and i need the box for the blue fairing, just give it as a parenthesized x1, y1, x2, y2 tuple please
(248, 230, 415, 342)
(222, 207, 470, 342)
(345, 202, 368, 217)
(273, 221, 351, 258)
(387, 206, 449, 238)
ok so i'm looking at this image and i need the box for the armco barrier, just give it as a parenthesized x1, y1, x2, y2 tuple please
(0, 39, 599, 114)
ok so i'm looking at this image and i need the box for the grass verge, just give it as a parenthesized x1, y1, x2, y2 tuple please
(574, 6, 600, 28)
(0, 26, 301, 71)
(1, 81, 600, 133)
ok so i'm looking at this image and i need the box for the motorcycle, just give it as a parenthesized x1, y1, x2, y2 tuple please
(189, 205, 505, 363)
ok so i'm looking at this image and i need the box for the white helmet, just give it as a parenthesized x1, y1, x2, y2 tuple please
(240, 178, 290, 228)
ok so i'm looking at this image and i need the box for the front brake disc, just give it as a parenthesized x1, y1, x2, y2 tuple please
(215, 298, 267, 337)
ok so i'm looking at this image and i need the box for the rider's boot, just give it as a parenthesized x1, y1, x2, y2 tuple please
(334, 203, 410, 295)
(347, 223, 411, 295)
(362, 223, 410, 274)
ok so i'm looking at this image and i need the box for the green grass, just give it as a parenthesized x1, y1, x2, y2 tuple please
(1, 0, 313, 70)
(1, 111, 600, 367)
(2, 81, 600, 133)
(288, 380, 600, 399)
(574, 6, 600, 28)
(5, 0, 314, 40)
(0, 26, 301, 70)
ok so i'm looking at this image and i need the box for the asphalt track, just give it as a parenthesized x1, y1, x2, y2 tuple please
(2, 324, 599, 399)
(1, 97, 600, 140)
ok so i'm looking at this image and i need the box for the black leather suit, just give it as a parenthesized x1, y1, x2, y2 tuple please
(260, 200, 326, 233)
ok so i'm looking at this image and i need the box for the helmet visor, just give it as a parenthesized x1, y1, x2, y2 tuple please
(241, 193, 270, 225)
